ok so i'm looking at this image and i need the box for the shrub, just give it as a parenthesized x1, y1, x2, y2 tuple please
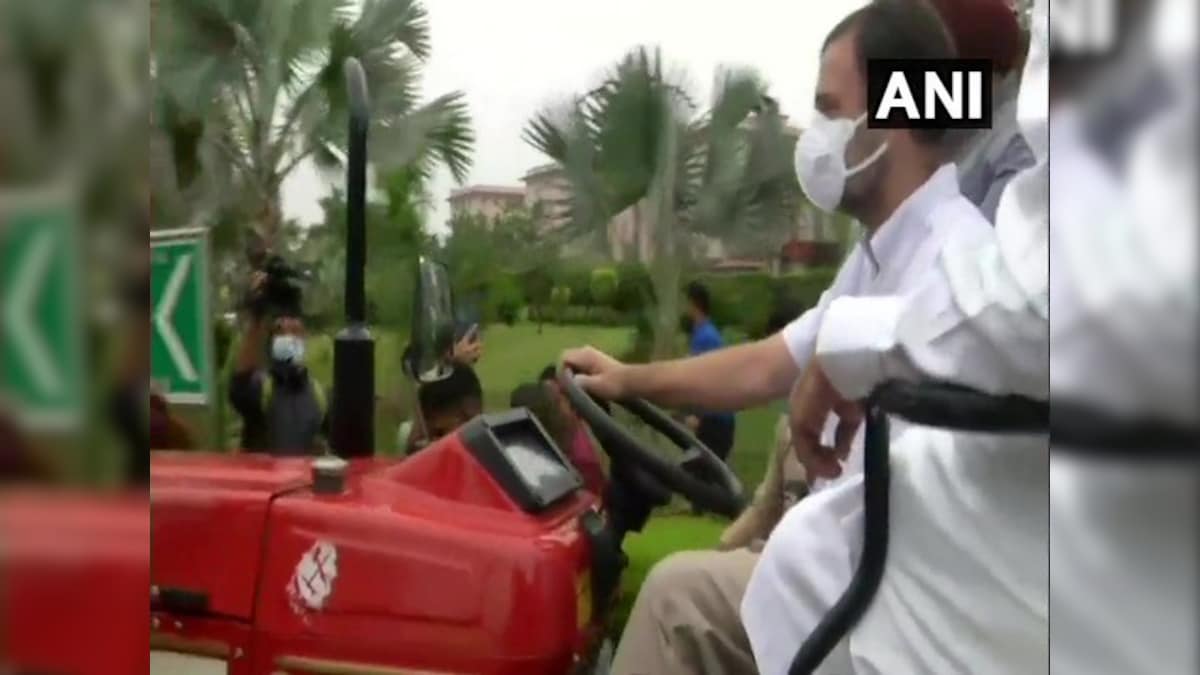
(621, 309, 657, 363)
(560, 265, 594, 307)
(691, 268, 839, 339)
(519, 266, 555, 317)
(549, 285, 572, 322)
(590, 267, 618, 310)
(614, 262, 653, 313)
(772, 268, 838, 318)
(486, 273, 524, 325)
(695, 273, 775, 339)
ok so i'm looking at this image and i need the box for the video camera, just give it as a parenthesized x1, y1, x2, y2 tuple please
(246, 254, 309, 318)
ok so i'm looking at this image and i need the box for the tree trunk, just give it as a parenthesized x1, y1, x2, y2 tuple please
(256, 188, 284, 250)
(647, 124, 683, 360)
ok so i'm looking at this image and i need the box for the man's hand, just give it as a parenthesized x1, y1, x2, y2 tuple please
(244, 270, 270, 323)
(561, 346, 630, 400)
(451, 330, 483, 365)
(788, 362, 864, 482)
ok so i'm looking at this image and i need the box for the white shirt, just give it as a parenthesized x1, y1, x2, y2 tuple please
(779, 164, 993, 491)
(744, 177, 1050, 674)
(744, 3, 1052, 673)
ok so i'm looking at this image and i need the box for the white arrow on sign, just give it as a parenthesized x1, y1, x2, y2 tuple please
(154, 253, 199, 383)
(3, 231, 64, 397)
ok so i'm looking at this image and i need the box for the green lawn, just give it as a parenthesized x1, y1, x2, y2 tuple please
(299, 322, 635, 454)
(470, 322, 634, 409)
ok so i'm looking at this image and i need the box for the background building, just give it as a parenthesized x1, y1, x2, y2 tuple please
(447, 185, 526, 224)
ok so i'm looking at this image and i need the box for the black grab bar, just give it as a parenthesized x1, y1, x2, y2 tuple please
(788, 379, 1050, 675)
(788, 378, 1198, 674)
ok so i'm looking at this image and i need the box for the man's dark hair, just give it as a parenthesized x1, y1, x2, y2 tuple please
(823, 0, 958, 147)
(684, 281, 711, 316)
(418, 364, 482, 414)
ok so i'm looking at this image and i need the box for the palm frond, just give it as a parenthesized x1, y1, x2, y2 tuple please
(353, 0, 431, 60)
(370, 92, 475, 183)
(522, 102, 576, 164)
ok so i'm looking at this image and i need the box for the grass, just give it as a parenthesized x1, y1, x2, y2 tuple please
(299, 322, 635, 454)
(471, 323, 634, 409)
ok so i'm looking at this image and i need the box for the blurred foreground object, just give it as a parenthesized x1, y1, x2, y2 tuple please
(0, 492, 150, 675)
(0, 410, 59, 484)
(1048, 0, 1198, 672)
(0, 189, 86, 431)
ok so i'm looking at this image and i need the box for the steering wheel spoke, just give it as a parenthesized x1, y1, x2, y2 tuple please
(558, 366, 746, 518)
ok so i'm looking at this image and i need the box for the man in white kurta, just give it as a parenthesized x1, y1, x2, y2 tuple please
(742, 1, 1052, 673)
(565, 3, 997, 672)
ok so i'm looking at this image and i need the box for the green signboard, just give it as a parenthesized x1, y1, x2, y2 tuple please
(151, 228, 213, 405)
(0, 196, 86, 427)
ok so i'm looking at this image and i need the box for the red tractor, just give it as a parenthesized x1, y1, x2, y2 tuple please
(147, 58, 745, 675)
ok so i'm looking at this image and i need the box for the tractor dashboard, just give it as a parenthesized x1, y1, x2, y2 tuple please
(459, 408, 583, 513)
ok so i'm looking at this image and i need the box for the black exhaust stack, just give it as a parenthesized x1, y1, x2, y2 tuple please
(330, 57, 374, 458)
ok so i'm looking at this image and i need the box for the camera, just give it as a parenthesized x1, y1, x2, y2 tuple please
(246, 254, 308, 318)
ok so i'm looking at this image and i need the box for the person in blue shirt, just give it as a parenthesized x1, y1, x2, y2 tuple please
(681, 281, 736, 465)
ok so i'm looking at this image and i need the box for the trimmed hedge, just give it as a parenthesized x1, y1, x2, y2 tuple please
(694, 268, 838, 339)
(464, 262, 838, 341)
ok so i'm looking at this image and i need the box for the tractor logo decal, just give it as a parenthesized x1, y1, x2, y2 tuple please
(288, 540, 339, 614)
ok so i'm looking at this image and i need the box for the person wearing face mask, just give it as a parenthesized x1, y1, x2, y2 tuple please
(577, 2, 995, 673)
(742, 1, 1053, 671)
(228, 270, 329, 455)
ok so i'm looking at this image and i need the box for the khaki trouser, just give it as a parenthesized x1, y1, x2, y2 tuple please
(611, 548, 760, 675)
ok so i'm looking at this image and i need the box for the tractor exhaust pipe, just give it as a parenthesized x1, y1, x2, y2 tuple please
(330, 57, 375, 458)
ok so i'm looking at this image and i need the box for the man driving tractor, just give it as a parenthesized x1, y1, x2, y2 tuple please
(565, 1, 1021, 672)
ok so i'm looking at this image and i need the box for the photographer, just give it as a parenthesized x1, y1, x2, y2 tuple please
(228, 266, 328, 455)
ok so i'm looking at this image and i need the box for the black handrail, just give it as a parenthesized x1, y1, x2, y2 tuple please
(788, 378, 1197, 674)
(788, 380, 1049, 675)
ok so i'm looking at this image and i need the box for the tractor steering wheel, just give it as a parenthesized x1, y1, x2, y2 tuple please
(558, 366, 746, 518)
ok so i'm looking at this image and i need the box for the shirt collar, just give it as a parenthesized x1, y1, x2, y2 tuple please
(861, 164, 960, 274)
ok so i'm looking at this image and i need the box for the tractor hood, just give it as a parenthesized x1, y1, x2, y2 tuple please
(150, 453, 314, 620)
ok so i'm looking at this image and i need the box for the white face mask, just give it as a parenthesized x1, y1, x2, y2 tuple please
(794, 111, 889, 213)
(271, 335, 305, 364)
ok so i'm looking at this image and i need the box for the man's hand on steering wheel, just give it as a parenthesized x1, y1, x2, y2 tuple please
(561, 346, 631, 400)
(557, 349, 746, 518)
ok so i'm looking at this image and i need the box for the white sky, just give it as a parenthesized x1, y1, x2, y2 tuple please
(281, 0, 866, 235)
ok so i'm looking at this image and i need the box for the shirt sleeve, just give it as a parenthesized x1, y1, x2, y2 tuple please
(815, 231, 1049, 401)
(780, 249, 863, 372)
(979, 134, 1037, 225)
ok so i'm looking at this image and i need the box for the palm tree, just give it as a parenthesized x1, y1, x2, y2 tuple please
(523, 47, 801, 357)
(151, 0, 474, 250)
(1, 0, 149, 193)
